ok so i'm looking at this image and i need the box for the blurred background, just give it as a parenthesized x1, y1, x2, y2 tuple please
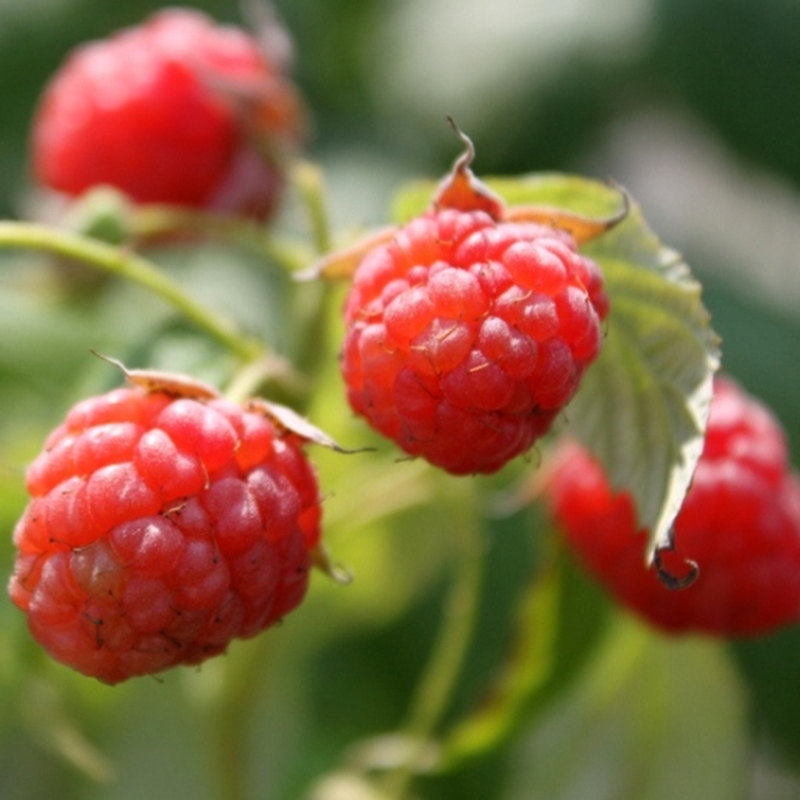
(1, 1, 799, 798)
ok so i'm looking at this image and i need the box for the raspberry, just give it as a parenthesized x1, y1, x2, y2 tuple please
(544, 377, 800, 636)
(335, 134, 617, 475)
(7, 382, 322, 683)
(31, 8, 305, 219)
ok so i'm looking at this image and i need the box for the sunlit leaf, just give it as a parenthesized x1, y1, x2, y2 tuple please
(487, 176, 719, 557)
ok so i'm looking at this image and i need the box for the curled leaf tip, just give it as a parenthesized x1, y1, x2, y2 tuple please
(605, 180, 632, 230)
(653, 540, 700, 591)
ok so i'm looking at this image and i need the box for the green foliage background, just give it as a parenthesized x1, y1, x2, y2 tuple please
(0, 1, 799, 798)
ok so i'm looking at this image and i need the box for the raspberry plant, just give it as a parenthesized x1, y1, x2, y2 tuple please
(1, 5, 799, 800)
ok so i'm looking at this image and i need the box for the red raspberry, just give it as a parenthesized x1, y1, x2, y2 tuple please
(340, 209, 609, 475)
(328, 127, 624, 476)
(31, 8, 305, 219)
(7, 384, 322, 683)
(544, 377, 800, 636)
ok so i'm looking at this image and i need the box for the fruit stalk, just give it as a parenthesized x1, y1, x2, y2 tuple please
(130, 206, 313, 274)
(0, 221, 263, 361)
(379, 494, 485, 799)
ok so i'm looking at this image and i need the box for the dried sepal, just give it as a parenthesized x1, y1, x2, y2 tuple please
(310, 542, 353, 585)
(91, 351, 221, 399)
(503, 186, 630, 245)
(299, 123, 628, 284)
(433, 118, 505, 218)
(247, 397, 367, 453)
(296, 225, 399, 281)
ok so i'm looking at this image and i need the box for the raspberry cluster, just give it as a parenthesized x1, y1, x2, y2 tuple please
(545, 377, 800, 636)
(8, 385, 322, 684)
(31, 8, 304, 218)
(341, 208, 609, 475)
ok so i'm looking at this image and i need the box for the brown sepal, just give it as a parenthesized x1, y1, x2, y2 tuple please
(311, 542, 353, 585)
(295, 225, 399, 281)
(433, 118, 505, 219)
(91, 351, 221, 400)
(503, 185, 630, 245)
(247, 397, 369, 453)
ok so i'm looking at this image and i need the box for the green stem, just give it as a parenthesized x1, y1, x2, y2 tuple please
(131, 206, 312, 274)
(222, 353, 307, 405)
(291, 159, 333, 256)
(205, 636, 278, 800)
(436, 538, 562, 771)
(286, 159, 338, 384)
(0, 221, 263, 361)
(380, 501, 485, 799)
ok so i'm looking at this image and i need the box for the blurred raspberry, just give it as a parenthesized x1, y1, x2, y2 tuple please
(31, 8, 305, 219)
(545, 377, 800, 636)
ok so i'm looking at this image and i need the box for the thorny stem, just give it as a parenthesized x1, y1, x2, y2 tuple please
(0, 221, 263, 362)
(378, 498, 485, 800)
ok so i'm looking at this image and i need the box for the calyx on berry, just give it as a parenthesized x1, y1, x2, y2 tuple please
(305, 122, 629, 281)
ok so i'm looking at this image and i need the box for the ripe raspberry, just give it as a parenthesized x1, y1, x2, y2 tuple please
(7, 382, 322, 683)
(335, 134, 618, 475)
(544, 377, 800, 636)
(31, 8, 305, 219)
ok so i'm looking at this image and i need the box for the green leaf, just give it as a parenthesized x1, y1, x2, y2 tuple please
(506, 619, 751, 800)
(576, 196, 720, 559)
(488, 175, 720, 558)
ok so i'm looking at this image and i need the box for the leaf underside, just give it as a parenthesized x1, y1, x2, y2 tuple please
(393, 172, 720, 559)
(498, 175, 719, 560)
